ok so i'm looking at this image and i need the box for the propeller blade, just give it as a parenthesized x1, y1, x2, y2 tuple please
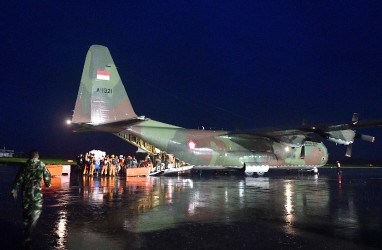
(359, 134, 375, 143)
(352, 113, 359, 125)
(345, 144, 353, 157)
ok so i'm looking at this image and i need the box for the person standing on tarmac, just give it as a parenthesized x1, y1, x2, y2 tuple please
(76, 153, 84, 172)
(83, 152, 90, 175)
(11, 150, 51, 245)
(89, 154, 96, 176)
(336, 161, 342, 174)
(131, 156, 138, 168)
(125, 156, 132, 169)
(101, 156, 109, 176)
(110, 155, 118, 176)
(118, 156, 124, 175)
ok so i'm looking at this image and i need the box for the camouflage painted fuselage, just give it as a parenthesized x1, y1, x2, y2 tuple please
(118, 119, 328, 170)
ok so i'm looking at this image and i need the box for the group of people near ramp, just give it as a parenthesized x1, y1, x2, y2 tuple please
(78, 152, 139, 176)
(77, 150, 179, 176)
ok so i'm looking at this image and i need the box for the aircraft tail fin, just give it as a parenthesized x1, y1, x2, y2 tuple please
(72, 45, 137, 125)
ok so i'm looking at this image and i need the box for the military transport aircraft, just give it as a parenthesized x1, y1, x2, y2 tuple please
(70, 45, 382, 176)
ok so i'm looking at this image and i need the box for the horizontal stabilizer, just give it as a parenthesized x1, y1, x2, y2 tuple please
(72, 117, 147, 133)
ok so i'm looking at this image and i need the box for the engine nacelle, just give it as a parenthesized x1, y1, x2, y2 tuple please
(326, 130, 355, 145)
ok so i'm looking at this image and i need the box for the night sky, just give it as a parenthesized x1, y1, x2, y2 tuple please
(1, 1, 382, 162)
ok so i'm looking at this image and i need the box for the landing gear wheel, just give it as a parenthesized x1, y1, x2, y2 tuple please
(244, 171, 254, 177)
(256, 172, 265, 176)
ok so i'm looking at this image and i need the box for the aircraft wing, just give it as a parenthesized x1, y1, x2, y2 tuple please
(226, 115, 382, 157)
(230, 119, 382, 137)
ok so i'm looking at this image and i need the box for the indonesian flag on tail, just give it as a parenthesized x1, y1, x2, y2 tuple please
(96, 70, 110, 80)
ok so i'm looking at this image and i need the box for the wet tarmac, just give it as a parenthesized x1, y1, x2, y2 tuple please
(1, 164, 382, 249)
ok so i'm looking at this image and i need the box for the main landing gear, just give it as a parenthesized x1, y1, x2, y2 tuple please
(244, 164, 269, 177)
(299, 167, 319, 175)
(244, 171, 265, 177)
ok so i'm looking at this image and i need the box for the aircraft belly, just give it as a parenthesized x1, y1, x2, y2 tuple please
(193, 165, 236, 170)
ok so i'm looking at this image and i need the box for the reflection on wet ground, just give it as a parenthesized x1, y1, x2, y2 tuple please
(1, 165, 382, 249)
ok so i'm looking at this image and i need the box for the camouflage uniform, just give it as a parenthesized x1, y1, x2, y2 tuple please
(12, 158, 51, 238)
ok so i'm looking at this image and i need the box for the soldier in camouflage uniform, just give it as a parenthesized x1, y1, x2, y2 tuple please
(11, 150, 51, 241)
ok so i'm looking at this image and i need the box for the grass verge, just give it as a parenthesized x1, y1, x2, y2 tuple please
(0, 157, 76, 165)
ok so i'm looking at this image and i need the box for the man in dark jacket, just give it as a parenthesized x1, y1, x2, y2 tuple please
(11, 150, 51, 242)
